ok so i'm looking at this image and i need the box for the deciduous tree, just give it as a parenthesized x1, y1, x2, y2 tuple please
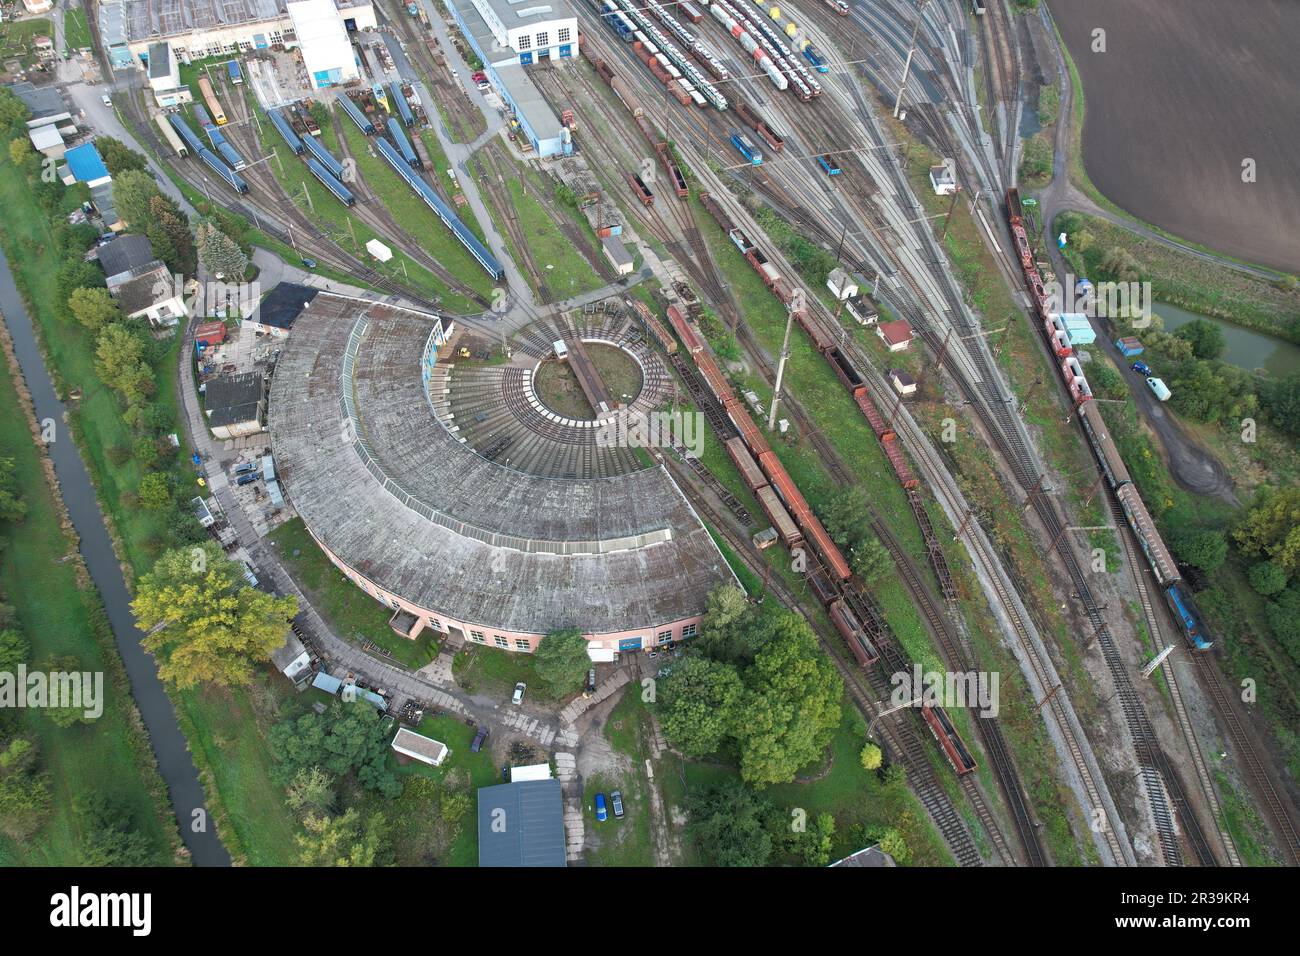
(131, 541, 298, 689)
(533, 626, 589, 695)
(67, 286, 122, 331)
(659, 656, 743, 758)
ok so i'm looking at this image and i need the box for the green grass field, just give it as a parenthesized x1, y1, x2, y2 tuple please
(0, 351, 178, 865)
(63, 9, 92, 52)
(0, 149, 302, 865)
(266, 518, 438, 670)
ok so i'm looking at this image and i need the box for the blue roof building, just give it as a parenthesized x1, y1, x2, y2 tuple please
(477, 780, 567, 867)
(64, 143, 113, 187)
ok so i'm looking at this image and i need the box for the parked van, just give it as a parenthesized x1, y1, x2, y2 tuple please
(1146, 377, 1171, 402)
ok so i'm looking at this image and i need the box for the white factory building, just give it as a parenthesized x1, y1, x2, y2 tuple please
(448, 0, 576, 157)
(468, 0, 577, 64)
(98, 0, 375, 70)
(288, 0, 361, 88)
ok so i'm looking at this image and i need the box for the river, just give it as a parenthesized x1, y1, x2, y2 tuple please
(0, 246, 230, 867)
(1157, 303, 1300, 378)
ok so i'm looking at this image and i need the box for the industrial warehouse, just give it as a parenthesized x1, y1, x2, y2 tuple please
(267, 291, 733, 653)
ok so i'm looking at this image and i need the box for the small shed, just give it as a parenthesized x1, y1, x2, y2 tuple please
(876, 319, 913, 352)
(889, 369, 917, 396)
(194, 320, 227, 347)
(601, 235, 634, 276)
(391, 728, 449, 767)
(928, 163, 957, 196)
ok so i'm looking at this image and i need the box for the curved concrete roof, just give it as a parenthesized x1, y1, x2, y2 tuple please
(268, 293, 731, 636)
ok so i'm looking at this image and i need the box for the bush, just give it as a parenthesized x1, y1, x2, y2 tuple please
(1248, 560, 1289, 597)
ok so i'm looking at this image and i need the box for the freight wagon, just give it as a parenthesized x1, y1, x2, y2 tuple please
(817, 153, 841, 175)
(829, 599, 880, 666)
(921, 705, 977, 776)
(628, 172, 655, 205)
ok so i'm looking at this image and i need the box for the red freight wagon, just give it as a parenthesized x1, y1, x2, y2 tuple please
(666, 304, 702, 354)
(854, 390, 894, 440)
(694, 351, 731, 403)
(728, 405, 770, 457)
(804, 515, 853, 582)
(725, 436, 766, 492)
(830, 599, 880, 665)
(921, 705, 978, 776)
(799, 312, 835, 353)
(756, 485, 802, 548)
(884, 440, 918, 489)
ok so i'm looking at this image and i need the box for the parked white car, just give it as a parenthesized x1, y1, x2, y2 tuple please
(511, 682, 526, 705)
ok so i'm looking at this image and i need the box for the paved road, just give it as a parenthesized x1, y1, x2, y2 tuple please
(1033, 5, 1237, 503)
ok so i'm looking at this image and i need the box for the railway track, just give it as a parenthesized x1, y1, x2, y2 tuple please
(667, 455, 983, 866)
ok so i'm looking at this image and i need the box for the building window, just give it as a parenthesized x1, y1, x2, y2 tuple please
(537, 32, 549, 48)
(518, 35, 531, 51)
(558, 28, 571, 43)
(682, 623, 698, 638)
(494, 635, 509, 648)
(514, 639, 531, 651)
(657, 629, 673, 644)
(470, 630, 485, 643)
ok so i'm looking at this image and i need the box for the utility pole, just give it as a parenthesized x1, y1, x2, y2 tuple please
(768, 305, 796, 431)
(893, 0, 931, 119)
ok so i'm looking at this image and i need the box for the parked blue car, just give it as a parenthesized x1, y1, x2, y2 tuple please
(594, 792, 608, 822)
(1131, 361, 1152, 376)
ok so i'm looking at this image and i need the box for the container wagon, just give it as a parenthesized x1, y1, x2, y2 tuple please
(227, 60, 243, 85)
(628, 172, 655, 206)
(755, 485, 802, 549)
(921, 705, 977, 776)
(336, 93, 376, 135)
(817, 153, 841, 175)
(305, 157, 356, 207)
(155, 113, 189, 158)
(302, 133, 346, 180)
(681, 1, 704, 21)
(269, 109, 306, 154)
(197, 76, 226, 125)
(374, 137, 505, 280)
(829, 599, 879, 666)
(731, 131, 763, 165)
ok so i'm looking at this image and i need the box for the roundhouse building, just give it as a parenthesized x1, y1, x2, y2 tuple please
(269, 293, 736, 657)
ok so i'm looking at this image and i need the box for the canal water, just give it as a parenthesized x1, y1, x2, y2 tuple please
(1157, 303, 1300, 379)
(0, 246, 230, 866)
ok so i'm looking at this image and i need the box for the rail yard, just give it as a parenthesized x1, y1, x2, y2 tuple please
(3, 0, 1294, 895)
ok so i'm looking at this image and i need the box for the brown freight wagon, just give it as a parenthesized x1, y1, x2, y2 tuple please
(725, 436, 766, 492)
(756, 485, 802, 549)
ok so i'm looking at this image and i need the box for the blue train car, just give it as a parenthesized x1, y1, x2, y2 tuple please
(1165, 583, 1213, 651)
(601, 3, 634, 41)
(305, 157, 355, 206)
(216, 140, 247, 170)
(802, 47, 830, 73)
(731, 131, 763, 166)
(169, 114, 205, 154)
(389, 81, 415, 127)
(198, 147, 248, 194)
(269, 109, 305, 154)
(227, 60, 243, 85)
(374, 137, 504, 280)
(817, 154, 841, 175)
(336, 93, 375, 135)
(386, 120, 420, 168)
(302, 133, 345, 180)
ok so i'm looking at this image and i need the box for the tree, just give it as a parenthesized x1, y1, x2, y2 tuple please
(704, 584, 749, 630)
(1248, 560, 1288, 598)
(7, 137, 34, 169)
(1266, 587, 1300, 665)
(1167, 525, 1228, 575)
(40, 655, 94, 728)
(112, 169, 163, 228)
(0, 88, 31, 132)
(0, 629, 29, 673)
(95, 137, 148, 176)
(67, 286, 122, 331)
(286, 766, 337, 815)
(819, 489, 889, 581)
(870, 823, 913, 865)
(269, 701, 401, 797)
(296, 808, 390, 866)
(685, 778, 773, 866)
(95, 324, 155, 405)
(1234, 486, 1300, 576)
(131, 541, 298, 689)
(57, 259, 105, 300)
(734, 613, 843, 786)
(1175, 319, 1227, 361)
(73, 794, 160, 866)
(195, 219, 247, 279)
(849, 532, 891, 584)
(797, 811, 836, 867)
(0, 456, 26, 524)
(1262, 372, 1300, 438)
(860, 741, 883, 771)
(0, 737, 51, 841)
(533, 627, 590, 695)
(137, 472, 172, 510)
(659, 656, 744, 758)
(147, 195, 194, 275)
